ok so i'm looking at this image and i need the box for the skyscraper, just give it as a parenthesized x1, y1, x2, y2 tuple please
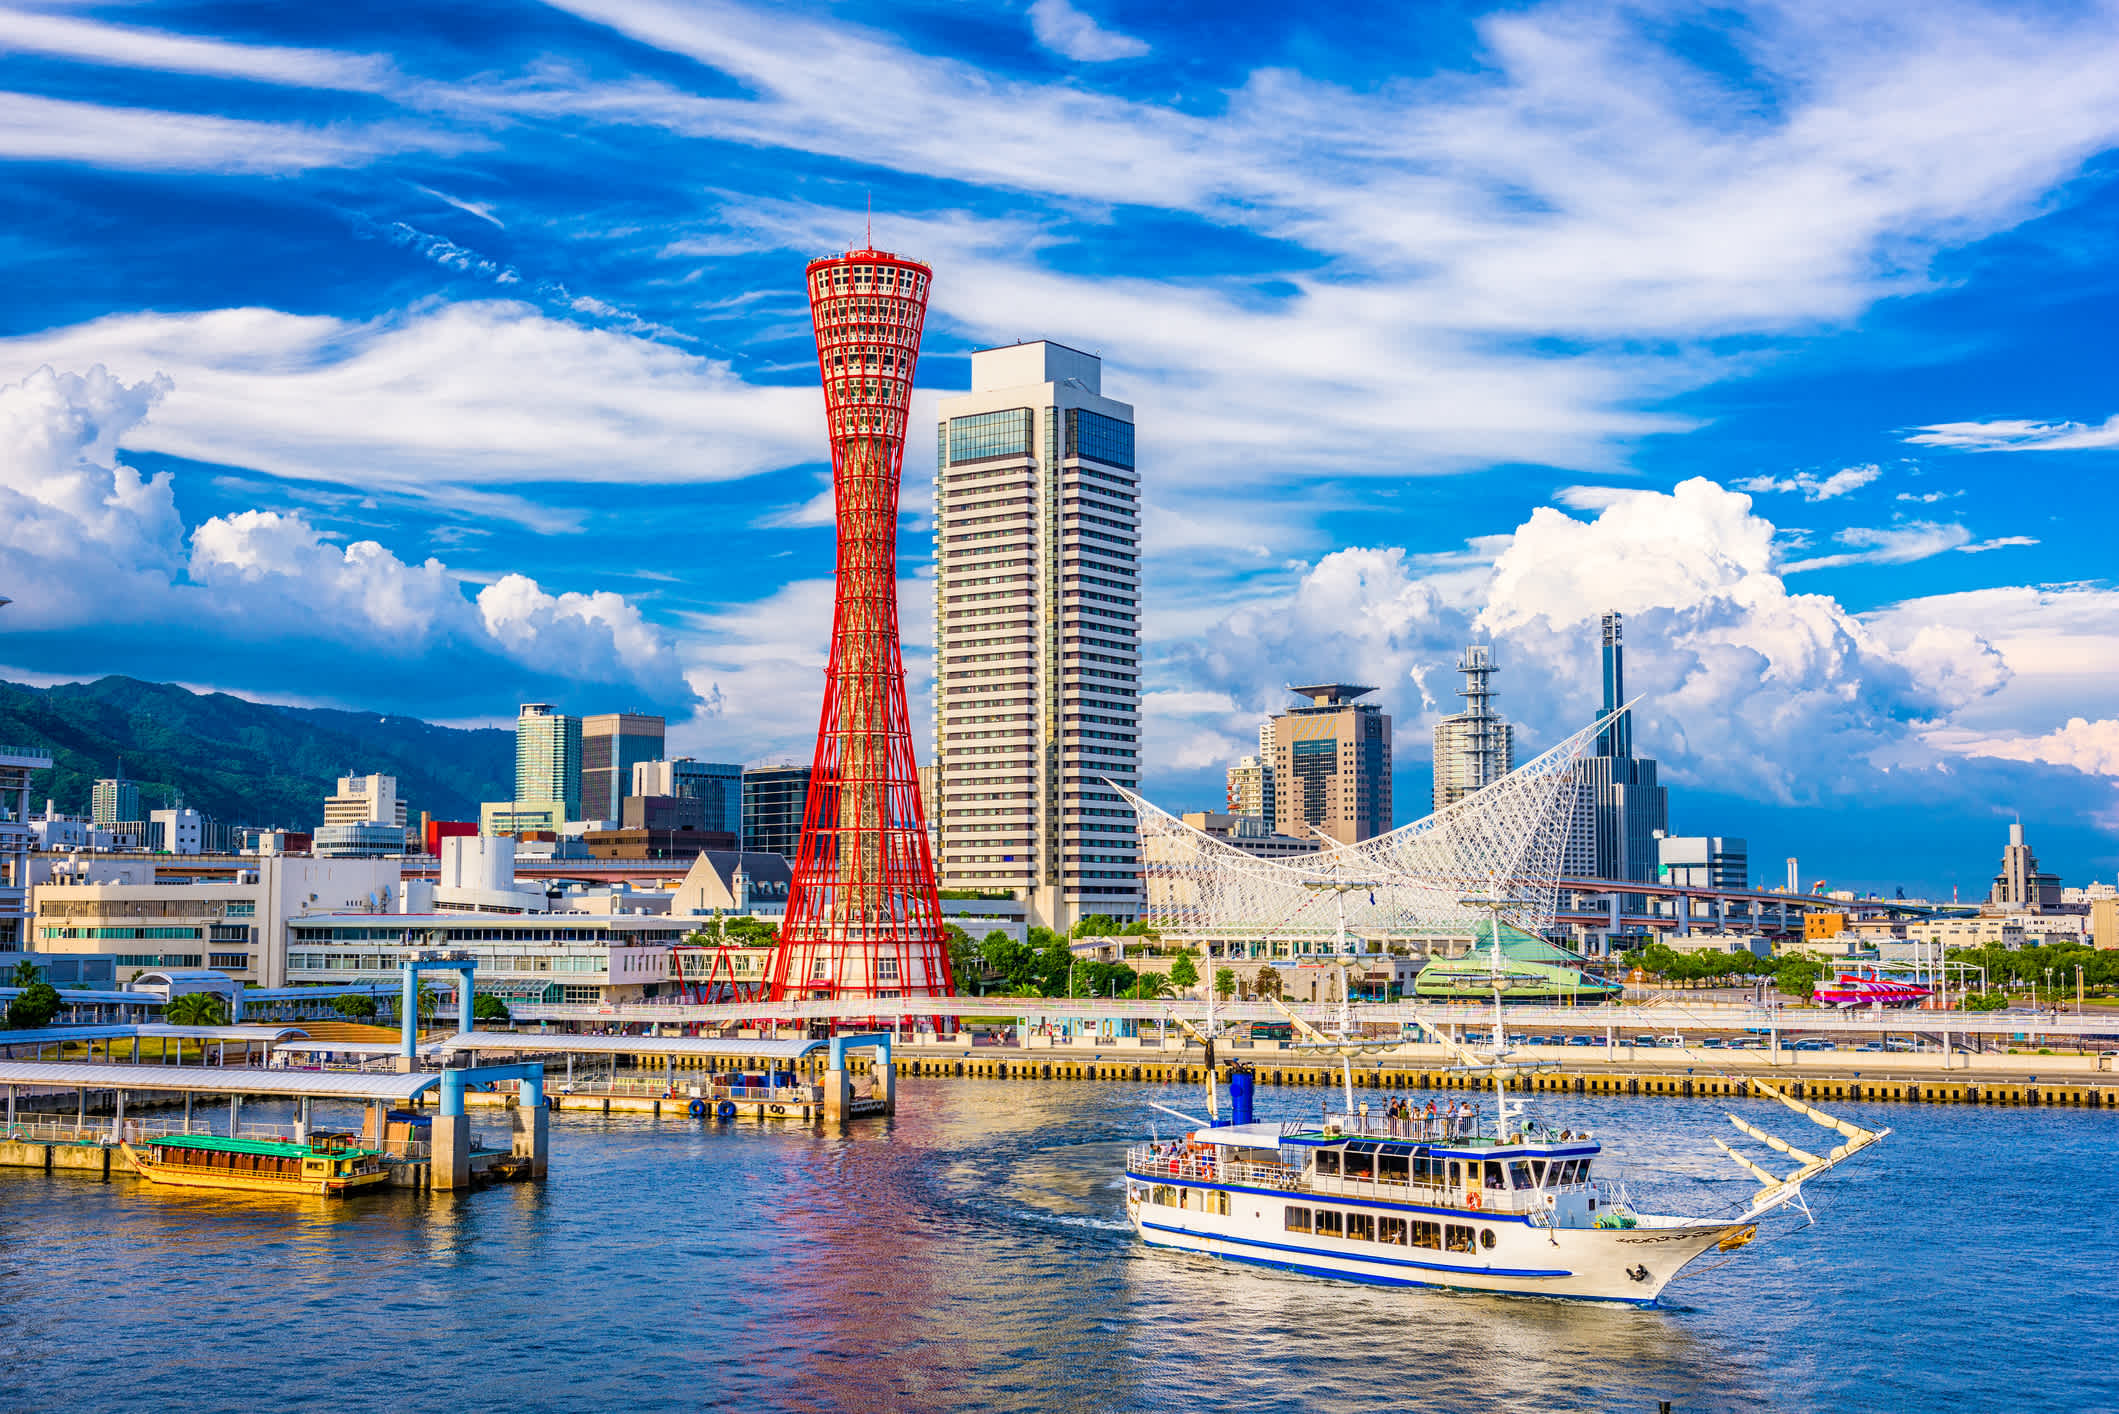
(635, 758, 743, 837)
(515, 703, 582, 821)
(1574, 613, 1668, 882)
(771, 244, 951, 1003)
(1990, 822, 2062, 908)
(582, 712, 665, 823)
(1265, 684, 1392, 845)
(92, 773, 140, 827)
(742, 765, 812, 861)
(1432, 644, 1515, 811)
(932, 341, 1141, 930)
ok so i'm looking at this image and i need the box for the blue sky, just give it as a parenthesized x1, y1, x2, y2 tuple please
(2, 0, 2117, 896)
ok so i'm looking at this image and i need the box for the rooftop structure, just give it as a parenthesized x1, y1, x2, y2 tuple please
(1264, 683, 1391, 845)
(1433, 646, 1515, 811)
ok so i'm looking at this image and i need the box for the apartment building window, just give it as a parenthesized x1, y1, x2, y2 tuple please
(209, 953, 249, 969)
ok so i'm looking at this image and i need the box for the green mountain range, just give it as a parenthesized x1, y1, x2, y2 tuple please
(0, 676, 513, 828)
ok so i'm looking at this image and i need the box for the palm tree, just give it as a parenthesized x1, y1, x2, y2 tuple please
(8, 959, 38, 989)
(1134, 971, 1174, 1000)
(164, 991, 228, 1027)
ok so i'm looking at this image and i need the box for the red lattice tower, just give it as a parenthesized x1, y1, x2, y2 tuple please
(768, 247, 953, 1004)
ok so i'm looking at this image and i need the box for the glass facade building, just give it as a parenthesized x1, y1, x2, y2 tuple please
(515, 703, 583, 822)
(741, 765, 812, 860)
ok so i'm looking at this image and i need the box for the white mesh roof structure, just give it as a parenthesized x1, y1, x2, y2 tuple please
(1122, 712, 1614, 943)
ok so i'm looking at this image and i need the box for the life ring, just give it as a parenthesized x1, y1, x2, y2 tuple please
(1466, 1191, 1483, 1211)
(716, 1100, 737, 1121)
(688, 1098, 707, 1118)
(769, 1104, 787, 1116)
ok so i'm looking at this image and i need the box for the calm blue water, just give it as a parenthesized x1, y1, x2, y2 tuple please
(0, 1078, 2112, 1413)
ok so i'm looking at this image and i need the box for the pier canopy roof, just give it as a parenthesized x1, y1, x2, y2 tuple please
(435, 1031, 831, 1061)
(1124, 711, 1617, 945)
(0, 1060, 437, 1102)
(0, 1024, 311, 1053)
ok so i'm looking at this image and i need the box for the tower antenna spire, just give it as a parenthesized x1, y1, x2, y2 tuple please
(866, 191, 872, 248)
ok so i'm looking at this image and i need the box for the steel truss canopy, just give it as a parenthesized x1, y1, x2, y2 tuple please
(1123, 711, 1621, 943)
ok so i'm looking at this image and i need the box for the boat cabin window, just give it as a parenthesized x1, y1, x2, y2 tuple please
(1508, 1161, 1534, 1190)
(1378, 1149, 1409, 1183)
(1379, 1217, 1408, 1246)
(1315, 1210, 1344, 1237)
(1344, 1143, 1376, 1180)
(1313, 1149, 1341, 1177)
(1285, 1206, 1312, 1233)
(1445, 1223, 1477, 1253)
(1413, 1152, 1437, 1183)
(1345, 1213, 1375, 1242)
(1530, 1160, 1548, 1186)
(1484, 1161, 1506, 1190)
(1411, 1219, 1442, 1249)
(1447, 1160, 1461, 1187)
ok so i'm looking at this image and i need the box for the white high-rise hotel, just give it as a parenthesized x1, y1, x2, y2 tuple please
(933, 342, 1141, 930)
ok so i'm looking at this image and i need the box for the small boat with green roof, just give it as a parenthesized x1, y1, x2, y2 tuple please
(119, 1132, 389, 1197)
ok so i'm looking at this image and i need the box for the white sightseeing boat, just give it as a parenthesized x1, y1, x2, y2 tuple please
(1124, 887, 1888, 1306)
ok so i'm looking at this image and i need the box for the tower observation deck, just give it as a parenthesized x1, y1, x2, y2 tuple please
(769, 248, 953, 1003)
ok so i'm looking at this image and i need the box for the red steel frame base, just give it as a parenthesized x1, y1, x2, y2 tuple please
(768, 247, 953, 1006)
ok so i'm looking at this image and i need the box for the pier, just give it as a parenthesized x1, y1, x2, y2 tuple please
(0, 1031, 552, 1190)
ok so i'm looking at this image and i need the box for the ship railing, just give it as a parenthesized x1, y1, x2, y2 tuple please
(4, 1116, 107, 1144)
(1125, 1145, 1304, 1191)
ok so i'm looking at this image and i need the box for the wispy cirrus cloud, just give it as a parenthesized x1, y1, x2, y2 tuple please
(0, 92, 460, 174)
(0, 6, 393, 90)
(1028, 0, 1150, 63)
(1738, 464, 1884, 500)
(1906, 415, 2119, 452)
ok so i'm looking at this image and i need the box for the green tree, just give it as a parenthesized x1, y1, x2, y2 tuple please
(1961, 990, 2008, 1013)
(1214, 967, 1237, 1001)
(1071, 914, 1121, 939)
(5, 981, 61, 1030)
(7, 959, 38, 989)
(1253, 965, 1284, 1000)
(1029, 927, 1075, 996)
(332, 993, 378, 1020)
(1168, 951, 1199, 991)
(472, 994, 512, 1023)
(944, 923, 981, 994)
(1774, 954, 1825, 999)
(164, 991, 228, 1027)
(724, 916, 778, 946)
(1133, 970, 1174, 1000)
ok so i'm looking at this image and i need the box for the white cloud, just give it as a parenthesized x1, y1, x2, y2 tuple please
(1028, 0, 1149, 62)
(1161, 478, 2011, 806)
(1957, 535, 2040, 553)
(1905, 414, 2119, 452)
(0, 303, 817, 505)
(0, 91, 453, 174)
(0, 7, 392, 89)
(0, 363, 691, 709)
(1954, 718, 2119, 777)
(1782, 520, 1971, 572)
(1736, 464, 1883, 501)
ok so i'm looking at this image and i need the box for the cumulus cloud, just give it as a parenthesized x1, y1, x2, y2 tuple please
(1905, 414, 2119, 452)
(1162, 478, 2011, 807)
(0, 364, 692, 712)
(1956, 718, 2119, 777)
(1736, 464, 1883, 500)
(1028, 0, 1149, 62)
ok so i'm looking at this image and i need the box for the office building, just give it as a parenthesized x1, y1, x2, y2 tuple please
(742, 765, 811, 860)
(91, 774, 140, 828)
(1658, 835, 1748, 890)
(1180, 811, 1322, 861)
(1225, 756, 1267, 819)
(147, 806, 205, 856)
(1263, 684, 1391, 845)
(633, 759, 743, 837)
(30, 854, 401, 986)
(1432, 645, 1514, 811)
(1574, 613, 1668, 883)
(514, 703, 582, 821)
(1990, 822, 2063, 909)
(2, 746, 53, 949)
(583, 713, 665, 823)
(933, 340, 1141, 928)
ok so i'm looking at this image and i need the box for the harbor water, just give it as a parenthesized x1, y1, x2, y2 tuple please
(1, 1077, 2112, 1412)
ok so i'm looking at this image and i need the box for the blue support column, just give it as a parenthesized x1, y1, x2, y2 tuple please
(457, 965, 474, 1036)
(401, 968, 418, 1064)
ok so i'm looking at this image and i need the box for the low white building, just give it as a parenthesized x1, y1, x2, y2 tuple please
(285, 911, 687, 1006)
(29, 854, 402, 986)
